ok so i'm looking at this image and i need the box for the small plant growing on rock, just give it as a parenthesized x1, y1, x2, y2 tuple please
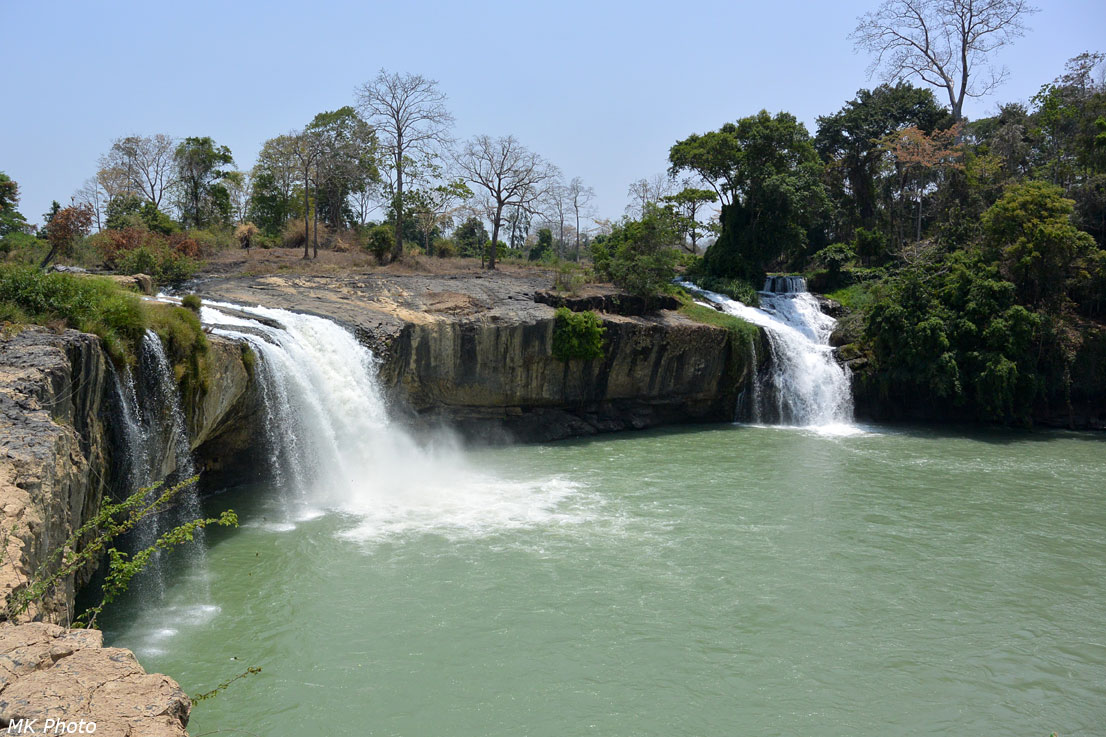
(181, 294, 202, 313)
(2, 477, 237, 627)
(552, 307, 606, 361)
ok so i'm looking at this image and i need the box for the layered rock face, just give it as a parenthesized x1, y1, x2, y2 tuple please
(380, 310, 749, 441)
(0, 328, 255, 625)
(196, 271, 757, 442)
(0, 622, 189, 736)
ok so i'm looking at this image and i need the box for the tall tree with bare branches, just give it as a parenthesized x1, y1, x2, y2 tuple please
(454, 135, 558, 270)
(568, 177, 595, 260)
(99, 134, 178, 209)
(355, 70, 453, 261)
(851, 0, 1037, 121)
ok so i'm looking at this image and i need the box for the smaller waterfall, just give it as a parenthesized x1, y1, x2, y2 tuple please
(680, 279, 855, 431)
(109, 331, 205, 597)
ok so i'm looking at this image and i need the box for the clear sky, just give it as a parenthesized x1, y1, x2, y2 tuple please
(2, 0, 1103, 229)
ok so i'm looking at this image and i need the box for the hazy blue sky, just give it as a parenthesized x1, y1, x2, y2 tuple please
(2, 0, 1103, 229)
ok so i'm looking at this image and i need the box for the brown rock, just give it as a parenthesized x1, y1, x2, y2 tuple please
(0, 623, 189, 736)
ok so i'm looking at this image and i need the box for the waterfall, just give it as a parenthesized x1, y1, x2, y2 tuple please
(680, 279, 855, 432)
(200, 302, 584, 540)
(109, 331, 205, 597)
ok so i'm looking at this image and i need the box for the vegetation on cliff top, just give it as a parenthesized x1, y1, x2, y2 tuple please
(0, 265, 209, 390)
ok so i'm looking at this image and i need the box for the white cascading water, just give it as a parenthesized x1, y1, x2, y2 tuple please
(201, 302, 586, 541)
(680, 278, 855, 432)
(109, 331, 206, 598)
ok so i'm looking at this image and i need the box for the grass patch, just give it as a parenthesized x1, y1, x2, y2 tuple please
(675, 291, 759, 342)
(826, 282, 877, 312)
(0, 265, 146, 362)
(0, 265, 208, 392)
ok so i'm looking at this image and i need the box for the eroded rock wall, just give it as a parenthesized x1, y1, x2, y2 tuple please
(378, 310, 756, 441)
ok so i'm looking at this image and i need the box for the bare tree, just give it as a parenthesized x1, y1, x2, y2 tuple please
(355, 70, 454, 261)
(74, 178, 106, 232)
(542, 179, 571, 258)
(851, 0, 1037, 121)
(625, 173, 674, 217)
(454, 135, 558, 269)
(567, 177, 595, 260)
(99, 134, 178, 209)
(290, 130, 324, 259)
(224, 171, 252, 225)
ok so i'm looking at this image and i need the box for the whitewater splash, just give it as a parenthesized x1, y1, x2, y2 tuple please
(201, 301, 588, 541)
(679, 278, 855, 433)
(110, 331, 207, 597)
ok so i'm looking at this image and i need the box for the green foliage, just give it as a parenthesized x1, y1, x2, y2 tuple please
(364, 224, 393, 261)
(0, 265, 146, 363)
(687, 111, 829, 281)
(454, 217, 489, 258)
(551, 307, 606, 361)
(681, 260, 760, 307)
(182, 294, 202, 312)
(591, 204, 680, 297)
(175, 136, 235, 228)
(864, 254, 1049, 423)
(4, 477, 237, 626)
(982, 180, 1097, 310)
(553, 262, 587, 294)
(675, 291, 760, 343)
(529, 228, 554, 261)
(0, 172, 29, 237)
(148, 302, 210, 393)
(812, 242, 856, 277)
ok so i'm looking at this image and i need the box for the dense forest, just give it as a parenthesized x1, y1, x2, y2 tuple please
(1, 0, 1103, 428)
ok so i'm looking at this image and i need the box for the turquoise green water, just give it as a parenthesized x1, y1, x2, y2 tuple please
(103, 424, 1106, 736)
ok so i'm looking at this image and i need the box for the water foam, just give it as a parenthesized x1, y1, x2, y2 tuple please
(201, 301, 591, 542)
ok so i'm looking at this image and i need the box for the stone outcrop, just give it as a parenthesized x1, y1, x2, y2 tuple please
(0, 327, 255, 625)
(0, 622, 188, 736)
(194, 271, 760, 442)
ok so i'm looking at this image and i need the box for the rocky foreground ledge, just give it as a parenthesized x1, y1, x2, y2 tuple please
(0, 622, 189, 736)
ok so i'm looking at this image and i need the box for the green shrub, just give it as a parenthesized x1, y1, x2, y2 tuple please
(181, 294, 202, 312)
(364, 224, 393, 262)
(551, 307, 605, 361)
(0, 265, 146, 363)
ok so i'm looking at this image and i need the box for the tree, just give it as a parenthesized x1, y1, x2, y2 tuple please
(676, 111, 829, 281)
(306, 106, 379, 230)
(453, 216, 488, 258)
(41, 204, 92, 268)
(878, 122, 964, 242)
(591, 204, 680, 296)
(223, 171, 252, 225)
(816, 83, 946, 234)
(289, 130, 324, 259)
(174, 137, 234, 228)
(355, 70, 453, 261)
(0, 172, 28, 237)
(454, 135, 558, 269)
(100, 134, 178, 209)
(625, 174, 674, 217)
(668, 126, 742, 206)
(851, 0, 1037, 121)
(74, 178, 106, 232)
(249, 134, 302, 235)
(567, 177, 595, 260)
(982, 180, 1096, 309)
(662, 185, 718, 253)
(409, 180, 470, 256)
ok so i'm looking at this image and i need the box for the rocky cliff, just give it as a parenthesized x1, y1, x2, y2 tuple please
(0, 327, 255, 625)
(195, 270, 760, 442)
(0, 622, 189, 736)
